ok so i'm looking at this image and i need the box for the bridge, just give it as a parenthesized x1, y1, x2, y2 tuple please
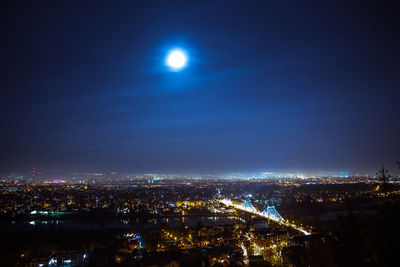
(220, 198, 311, 235)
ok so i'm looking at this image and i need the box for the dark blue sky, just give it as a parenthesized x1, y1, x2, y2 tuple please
(1, 0, 399, 174)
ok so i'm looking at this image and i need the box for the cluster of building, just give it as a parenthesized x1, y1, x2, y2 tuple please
(0, 174, 398, 266)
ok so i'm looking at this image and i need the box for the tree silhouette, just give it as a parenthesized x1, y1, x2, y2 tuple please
(377, 166, 390, 184)
(376, 166, 390, 199)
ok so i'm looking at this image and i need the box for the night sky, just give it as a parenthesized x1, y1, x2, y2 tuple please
(1, 1, 400, 174)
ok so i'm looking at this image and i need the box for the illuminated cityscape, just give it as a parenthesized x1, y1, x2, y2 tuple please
(1, 171, 400, 266)
(1, 0, 400, 266)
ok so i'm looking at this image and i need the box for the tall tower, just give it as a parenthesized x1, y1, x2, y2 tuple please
(31, 167, 36, 180)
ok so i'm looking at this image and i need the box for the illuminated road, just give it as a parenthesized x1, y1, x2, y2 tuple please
(219, 198, 311, 235)
(240, 241, 249, 265)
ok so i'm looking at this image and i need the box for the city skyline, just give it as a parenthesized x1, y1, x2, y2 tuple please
(2, 165, 391, 181)
(1, 2, 399, 266)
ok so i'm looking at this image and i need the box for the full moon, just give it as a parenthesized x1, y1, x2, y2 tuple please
(166, 50, 187, 70)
